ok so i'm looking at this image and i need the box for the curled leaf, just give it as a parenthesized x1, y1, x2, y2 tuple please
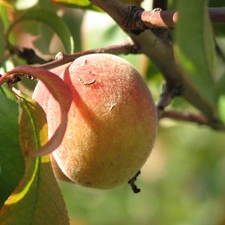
(0, 79, 70, 224)
(0, 65, 73, 156)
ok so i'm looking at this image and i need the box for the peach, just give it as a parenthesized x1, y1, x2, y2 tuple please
(33, 53, 157, 189)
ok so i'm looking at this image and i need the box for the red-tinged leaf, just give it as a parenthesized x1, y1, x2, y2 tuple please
(0, 66, 73, 156)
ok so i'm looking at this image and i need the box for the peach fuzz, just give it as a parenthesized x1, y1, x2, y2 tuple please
(33, 53, 157, 189)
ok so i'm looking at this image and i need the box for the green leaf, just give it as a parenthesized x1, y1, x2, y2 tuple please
(7, 9, 74, 54)
(52, 0, 102, 11)
(175, 1, 216, 111)
(0, 91, 69, 224)
(0, 156, 69, 225)
(218, 95, 225, 124)
(0, 16, 6, 62)
(215, 73, 225, 124)
(0, 65, 73, 156)
(0, 86, 25, 208)
(16, 90, 49, 153)
(53, 0, 90, 6)
(0, 5, 16, 47)
(0, 83, 17, 101)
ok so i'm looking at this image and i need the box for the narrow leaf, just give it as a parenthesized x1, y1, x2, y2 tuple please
(218, 95, 225, 124)
(0, 17, 6, 62)
(0, 86, 25, 208)
(7, 9, 74, 53)
(52, 0, 102, 11)
(15, 89, 48, 154)
(0, 65, 73, 156)
(215, 73, 225, 124)
(0, 91, 69, 224)
(175, 0, 216, 110)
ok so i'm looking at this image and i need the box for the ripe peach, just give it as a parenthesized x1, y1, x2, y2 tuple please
(33, 53, 157, 189)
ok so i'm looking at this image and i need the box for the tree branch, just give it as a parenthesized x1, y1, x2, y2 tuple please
(88, 0, 225, 130)
(155, 83, 225, 130)
(1, 42, 138, 85)
(208, 7, 225, 23)
(157, 82, 181, 118)
(142, 7, 225, 29)
(38, 42, 138, 70)
(141, 9, 177, 29)
(161, 111, 208, 126)
(89, 0, 133, 31)
(160, 111, 225, 131)
(89, 0, 225, 31)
